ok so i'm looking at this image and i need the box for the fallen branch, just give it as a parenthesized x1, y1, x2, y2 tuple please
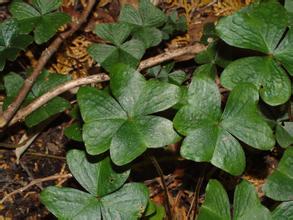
(138, 43, 207, 71)
(9, 73, 109, 126)
(0, 173, 72, 204)
(0, 0, 97, 128)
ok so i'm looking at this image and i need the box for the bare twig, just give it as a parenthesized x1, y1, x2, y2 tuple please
(26, 152, 66, 160)
(187, 176, 204, 219)
(0, 173, 72, 204)
(0, 0, 97, 128)
(149, 155, 173, 220)
(138, 43, 207, 71)
(8, 74, 109, 126)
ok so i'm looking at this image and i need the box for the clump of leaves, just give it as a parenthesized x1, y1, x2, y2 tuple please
(198, 179, 293, 220)
(216, 0, 292, 106)
(173, 65, 274, 175)
(3, 70, 71, 127)
(216, 1, 293, 106)
(10, 0, 70, 44)
(77, 64, 181, 165)
(161, 11, 187, 40)
(88, 23, 145, 72)
(0, 19, 33, 71)
(195, 42, 231, 69)
(276, 121, 293, 148)
(64, 105, 83, 142)
(146, 62, 186, 86)
(263, 147, 293, 201)
(119, 0, 167, 48)
(41, 149, 149, 219)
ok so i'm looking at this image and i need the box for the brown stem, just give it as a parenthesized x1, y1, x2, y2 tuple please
(187, 176, 204, 219)
(0, 0, 97, 128)
(0, 173, 72, 204)
(8, 73, 109, 126)
(26, 152, 66, 160)
(149, 155, 173, 220)
(138, 43, 207, 71)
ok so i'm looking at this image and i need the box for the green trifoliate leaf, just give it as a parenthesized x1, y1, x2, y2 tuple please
(195, 43, 231, 68)
(138, 0, 166, 27)
(41, 149, 149, 219)
(110, 115, 179, 165)
(148, 203, 166, 220)
(3, 72, 24, 99)
(66, 149, 130, 197)
(161, 10, 187, 40)
(119, 0, 166, 48)
(24, 97, 70, 127)
(32, 0, 62, 15)
(64, 122, 82, 142)
(100, 183, 149, 219)
(198, 180, 272, 220)
(41, 187, 102, 219)
(10, 0, 70, 44)
(34, 12, 70, 44)
(0, 19, 33, 70)
(144, 200, 157, 217)
(94, 23, 132, 46)
(216, 1, 287, 53)
(285, 0, 293, 13)
(276, 122, 293, 148)
(77, 87, 127, 155)
(78, 65, 180, 165)
(197, 180, 231, 220)
(151, 207, 165, 220)
(168, 70, 186, 85)
(272, 201, 293, 220)
(174, 66, 274, 175)
(88, 39, 145, 72)
(174, 64, 221, 135)
(3, 71, 71, 127)
(9, 2, 40, 33)
(110, 65, 181, 117)
(263, 147, 293, 201)
(181, 125, 245, 176)
(10, 1, 40, 19)
(274, 29, 293, 76)
(132, 27, 163, 49)
(41, 183, 149, 220)
(221, 57, 291, 106)
(220, 84, 275, 150)
(147, 63, 186, 85)
(233, 180, 271, 220)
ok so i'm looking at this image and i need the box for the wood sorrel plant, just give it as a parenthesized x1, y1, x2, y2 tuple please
(0, 0, 292, 219)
